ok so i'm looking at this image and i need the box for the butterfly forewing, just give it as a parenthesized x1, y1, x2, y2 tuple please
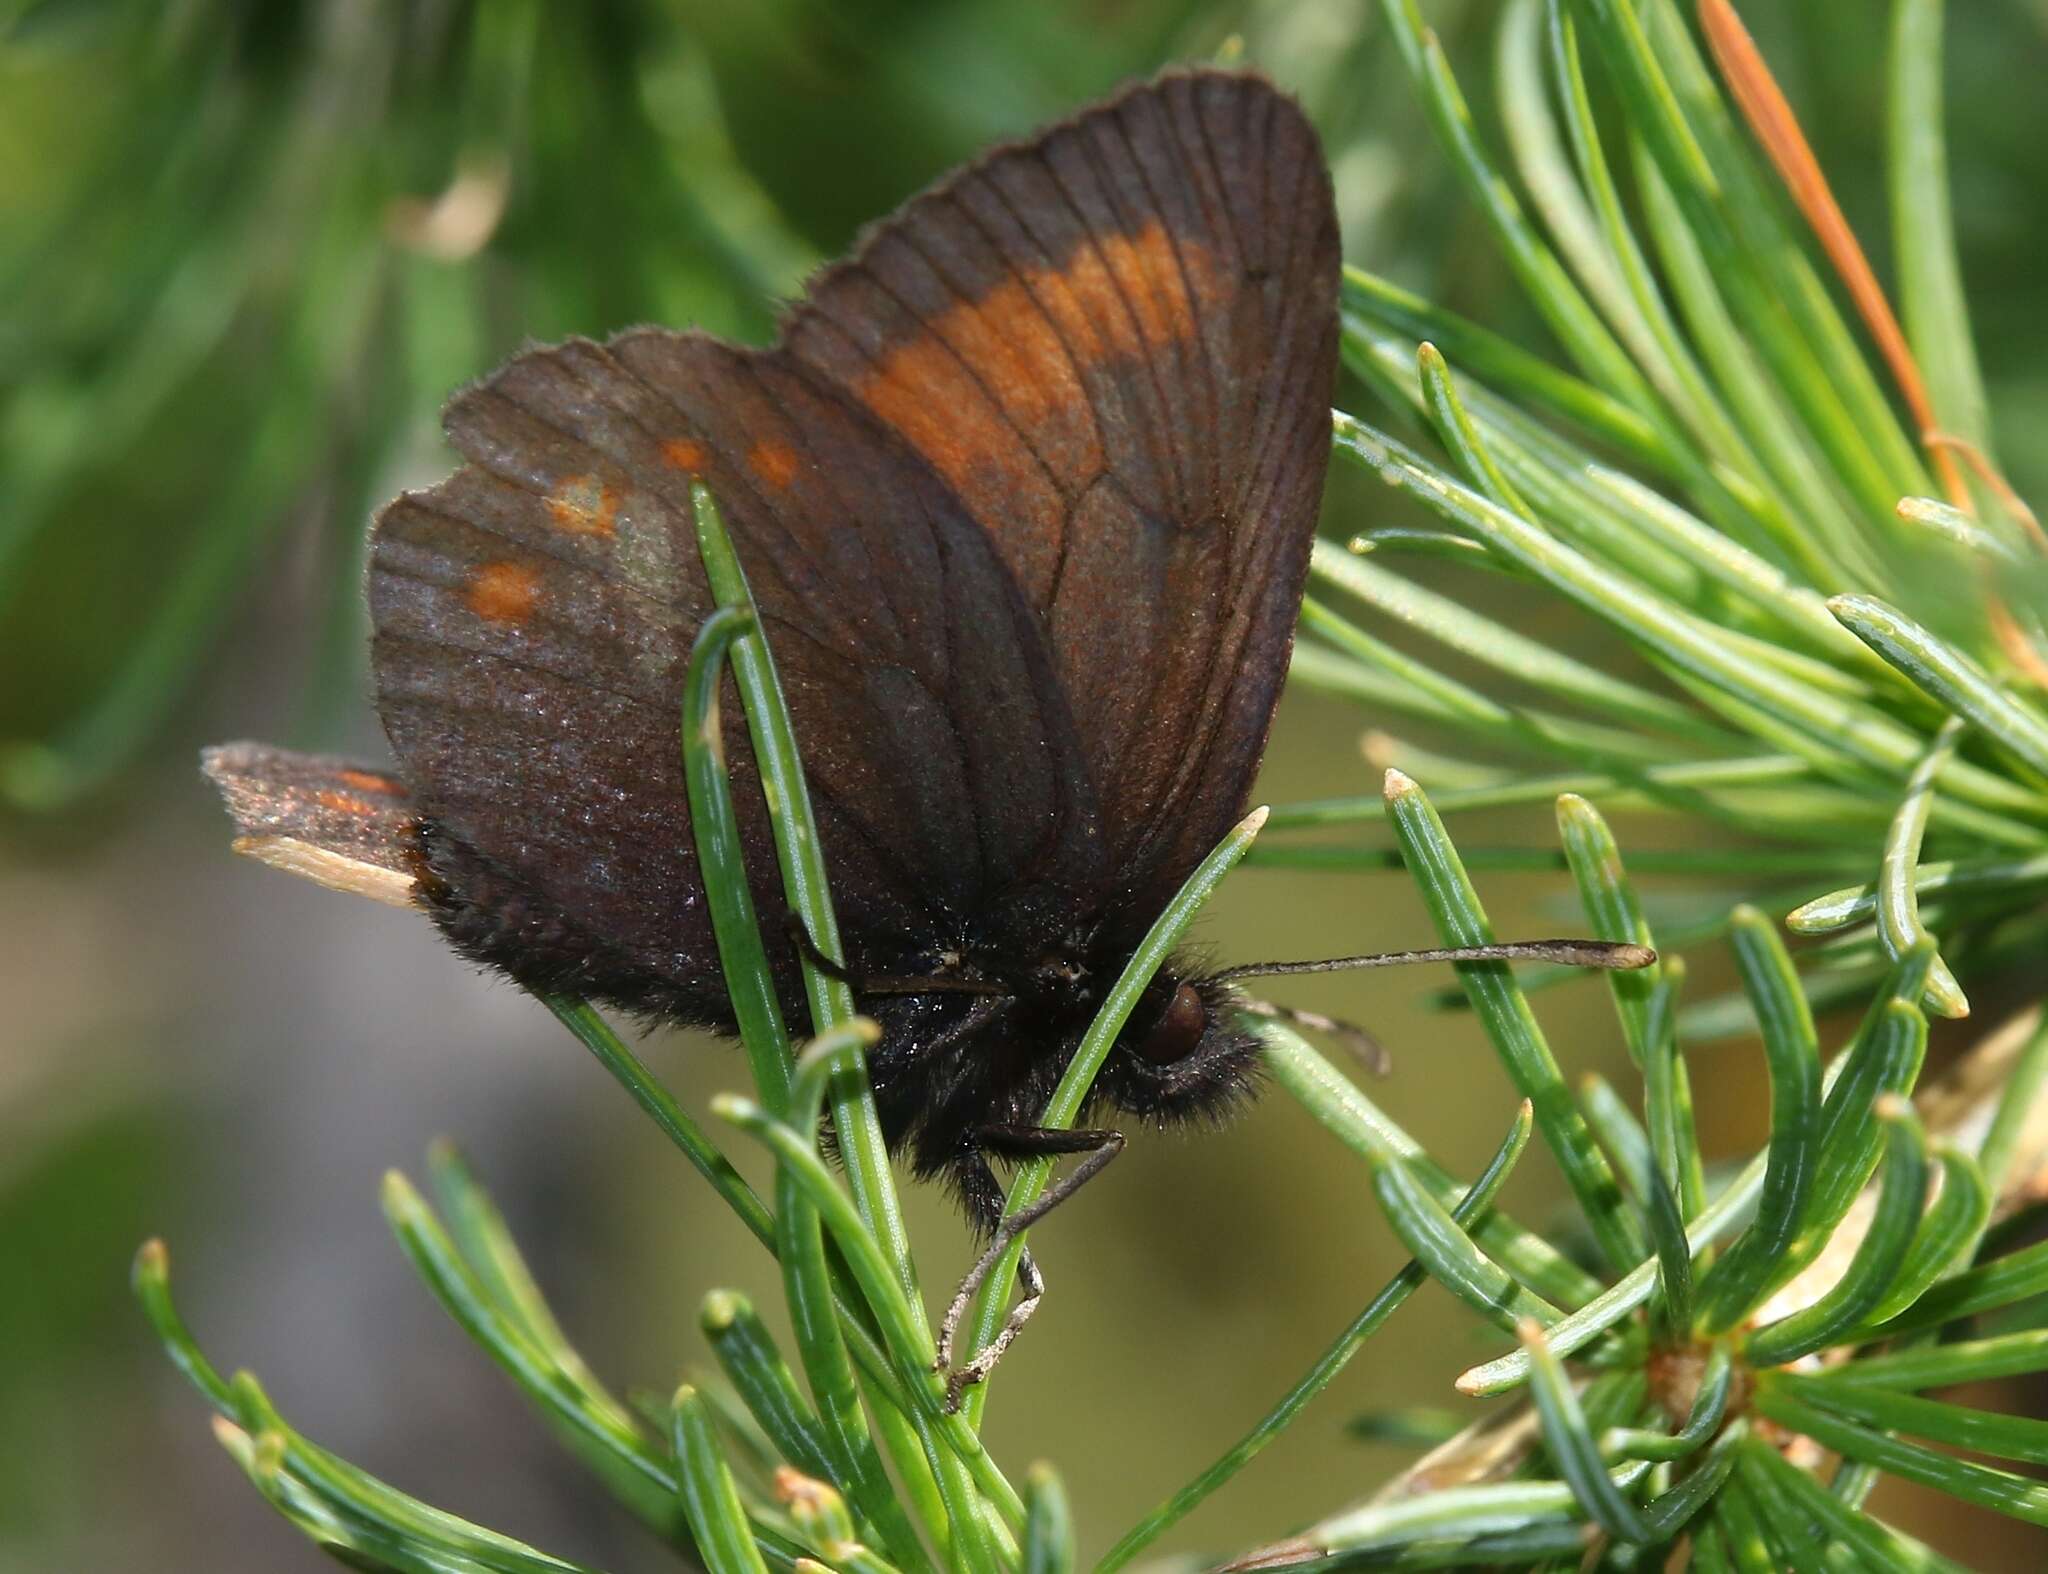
(784, 69, 1339, 932)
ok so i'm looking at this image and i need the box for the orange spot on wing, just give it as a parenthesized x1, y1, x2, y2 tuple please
(747, 440, 800, 489)
(661, 437, 708, 474)
(468, 561, 542, 624)
(315, 788, 379, 817)
(545, 473, 619, 537)
(336, 767, 400, 796)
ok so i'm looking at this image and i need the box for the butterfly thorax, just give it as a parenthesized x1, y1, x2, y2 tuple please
(851, 937, 1263, 1231)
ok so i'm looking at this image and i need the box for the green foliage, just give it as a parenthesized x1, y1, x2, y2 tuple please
(131, 0, 2048, 1568)
(0, 2, 815, 809)
(138, 566, 2048, 1568)
(1286, 0, 2048, 1039)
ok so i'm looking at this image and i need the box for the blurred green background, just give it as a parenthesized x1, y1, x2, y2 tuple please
(3, 1, 2045, 1568)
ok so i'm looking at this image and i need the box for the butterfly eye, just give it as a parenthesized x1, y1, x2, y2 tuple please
(1134, 980, 1207, 1065)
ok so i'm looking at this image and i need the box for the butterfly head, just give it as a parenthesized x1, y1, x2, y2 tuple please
(1093, 969, 1263, 1124)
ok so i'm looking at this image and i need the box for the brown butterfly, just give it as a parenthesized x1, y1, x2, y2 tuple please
(217, 62, 1337, 1195)
(208, 68, 1644, 1398)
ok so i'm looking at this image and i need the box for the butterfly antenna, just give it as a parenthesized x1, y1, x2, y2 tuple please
(1213, 938, 1656, 982)
(1220, 940, 1652, 1077)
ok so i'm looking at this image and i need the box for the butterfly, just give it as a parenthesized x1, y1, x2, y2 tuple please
(207, 67, 1663, 1399)
(213, 60, 1340, 1215)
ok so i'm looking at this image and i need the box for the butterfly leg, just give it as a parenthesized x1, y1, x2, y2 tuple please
(783, 911, 1012, 1000)
(935, 1125, 1124, 1410)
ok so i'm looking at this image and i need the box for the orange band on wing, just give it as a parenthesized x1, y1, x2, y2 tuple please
(851, 217, 1220, 541)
